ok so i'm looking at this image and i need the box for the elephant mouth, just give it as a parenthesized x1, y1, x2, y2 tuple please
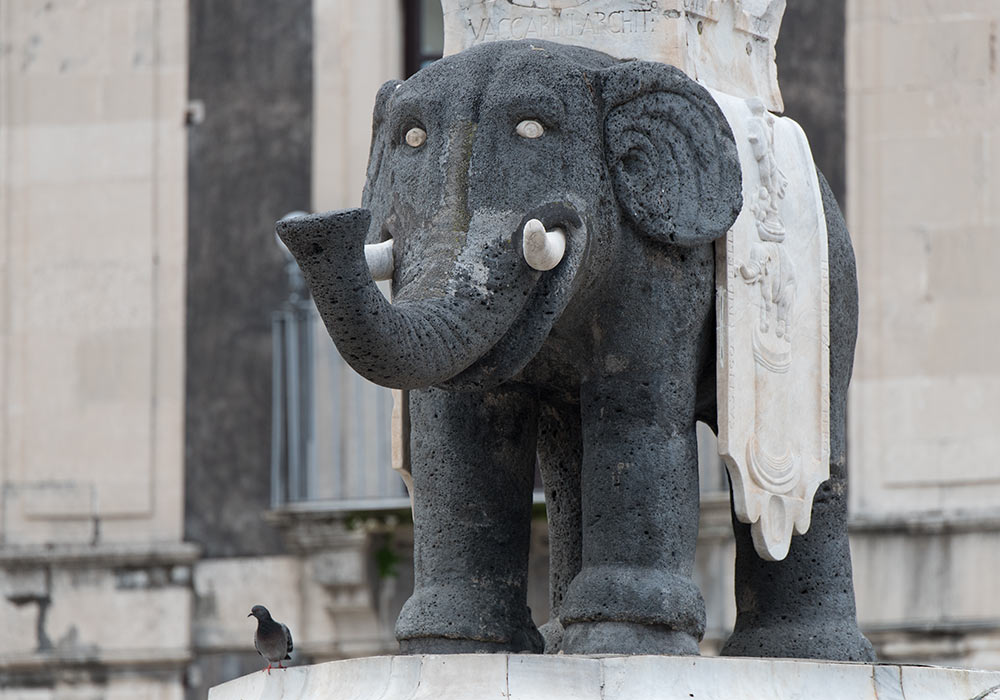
(514, 202, 582, 273)
(523, 203, 582, 240)
(441, 201, 588, 390)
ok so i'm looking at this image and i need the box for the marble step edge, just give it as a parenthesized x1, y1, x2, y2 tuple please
(208, 654, 1000, 700)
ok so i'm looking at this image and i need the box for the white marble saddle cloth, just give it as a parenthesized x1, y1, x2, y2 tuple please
(708, 89, 831, 561)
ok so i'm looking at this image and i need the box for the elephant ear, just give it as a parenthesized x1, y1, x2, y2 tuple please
(600, 61, 742, 246)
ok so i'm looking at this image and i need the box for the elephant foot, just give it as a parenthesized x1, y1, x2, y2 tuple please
(562, 621, 700, 655)
(557, 564, 705, 654)
(399, 635, 541, 655)
(721, 618, 875, 662)
(395, 585, 543, 655)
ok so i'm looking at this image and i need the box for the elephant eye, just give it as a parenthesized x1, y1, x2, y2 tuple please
(516, 119, 544, 139)
(404, 126, 427, 148)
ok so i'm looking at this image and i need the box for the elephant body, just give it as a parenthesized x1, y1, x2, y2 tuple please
(278, 40, 874, 660)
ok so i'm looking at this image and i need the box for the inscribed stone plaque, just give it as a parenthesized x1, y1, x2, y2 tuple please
(442, 0, 786, 111)
(710, 89, 830, 561)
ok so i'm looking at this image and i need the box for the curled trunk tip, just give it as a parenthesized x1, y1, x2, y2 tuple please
(276, 208, 372, 262)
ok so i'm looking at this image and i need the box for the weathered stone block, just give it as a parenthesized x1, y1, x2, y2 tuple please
(44, 566, 191, 653)
(0, 598, 43, 655)
(193, 557, 301, 650)
(307, 550, 365, 588)
(0, 567, 48, 600)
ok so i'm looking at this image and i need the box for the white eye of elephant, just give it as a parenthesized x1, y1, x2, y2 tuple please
(516, 119, 544, 139)
(405, 127, 427, 148)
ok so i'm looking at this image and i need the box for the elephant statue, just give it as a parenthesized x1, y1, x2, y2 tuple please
(277, 39, 874, 661)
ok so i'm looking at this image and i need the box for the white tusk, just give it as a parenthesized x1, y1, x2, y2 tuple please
(364, 239, 394, 281)
(522, 218, 566, 271)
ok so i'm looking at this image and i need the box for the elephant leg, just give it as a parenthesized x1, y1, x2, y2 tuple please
(720, 171, 875, 661)
(395, 385, 543, 654)
(536, 399, 583, 653)
(559, 373, 705, 655)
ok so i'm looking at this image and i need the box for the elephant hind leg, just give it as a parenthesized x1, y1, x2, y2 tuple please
(536, 399, 583, 653)
(720, 169, 874, 662)
(721, 481, 875, 661)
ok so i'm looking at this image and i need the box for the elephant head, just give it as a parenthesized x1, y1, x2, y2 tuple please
(277, 40, 741, 391)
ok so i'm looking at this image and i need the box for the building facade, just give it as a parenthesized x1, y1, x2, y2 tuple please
(1, 1, 998, 698)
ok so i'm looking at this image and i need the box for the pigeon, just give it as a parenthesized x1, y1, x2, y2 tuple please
(248, 605, 293, 674)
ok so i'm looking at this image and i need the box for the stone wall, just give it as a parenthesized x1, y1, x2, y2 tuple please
(0, 543, 198, 693)
(312, 1, 403, 210)
(845, 0, 1000, 666)
(0, 0, 187, 547)
(0, 0, 193, 695)
(847, 0, 1000, 518)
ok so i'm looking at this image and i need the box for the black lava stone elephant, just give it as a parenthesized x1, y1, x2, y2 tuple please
(278, 40, 874, 660)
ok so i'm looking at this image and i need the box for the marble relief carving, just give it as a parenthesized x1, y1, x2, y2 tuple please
(741, 96, 798, 497)
(712, 90, 830, 561)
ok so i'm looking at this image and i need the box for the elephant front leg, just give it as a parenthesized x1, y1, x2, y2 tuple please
(395, 386, 543, 654)
(559, 374, 705, 655)
(536, 399, 584, 653)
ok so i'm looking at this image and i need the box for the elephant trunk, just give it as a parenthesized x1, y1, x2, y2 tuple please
(276, 209, 536, 390)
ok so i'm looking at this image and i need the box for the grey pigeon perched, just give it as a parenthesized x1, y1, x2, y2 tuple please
(248, 605, 293, 674)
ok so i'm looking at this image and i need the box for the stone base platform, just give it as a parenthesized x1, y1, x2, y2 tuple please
(208, 654, 1000, 699)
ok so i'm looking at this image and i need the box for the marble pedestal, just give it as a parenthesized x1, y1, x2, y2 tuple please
(208, 654, 1000, 700)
